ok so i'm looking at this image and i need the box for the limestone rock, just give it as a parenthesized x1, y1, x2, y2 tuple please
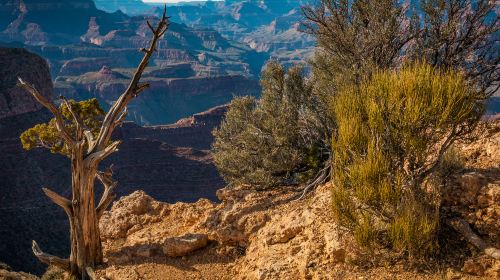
(162, 233, 209, 257)
(100, 190, 165, 240)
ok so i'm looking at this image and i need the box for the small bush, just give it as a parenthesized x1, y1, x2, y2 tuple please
(20, 98, 104, 156)
(213, 61, 331, 189)
(330, 62, 484, 256)
(354, 216, 378, 248)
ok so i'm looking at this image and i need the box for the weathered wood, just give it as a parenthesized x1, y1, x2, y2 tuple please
(18, 7, 170, 280)
(96, 168, 117, 219)
(450, 218, 500, 260)
(17, 78, 75, 146)
(32, 240, 70, 271)
(42, 187, 72, 217)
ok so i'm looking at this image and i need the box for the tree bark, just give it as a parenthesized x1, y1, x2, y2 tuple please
(69, 144, 100, 278)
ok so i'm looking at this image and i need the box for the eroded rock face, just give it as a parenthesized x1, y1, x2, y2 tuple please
(100, 191, 166, 240)
(97, 178, 357, 279)
(442, 121, 500, 247)
(229, 184, 356, 280)
(0, 48, 52, 119)
(55, 72, 259, 125)
(100, 190, 215, 263)
(95, 120, 500, 280)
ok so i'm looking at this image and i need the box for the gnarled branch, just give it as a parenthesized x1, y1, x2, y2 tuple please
(84, 130, 97, 154)
(94, 7, 169, 153)
(85, 140, 121, 166)
(32, 240, 70, 271)
(114, 107, 128, 128)
(135, 83, 150, 97)
(295, 160, 331, 200)
(42, 187, 72, 217)
(17, 78, 75, 147)
(60, 96, 98, 153)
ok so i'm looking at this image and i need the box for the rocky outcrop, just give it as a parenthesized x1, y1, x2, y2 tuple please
(0, 47, 64, 275)
(0, 48, 52, 119)
(95, 120, 500, 280)
(442, 122, 500, 250)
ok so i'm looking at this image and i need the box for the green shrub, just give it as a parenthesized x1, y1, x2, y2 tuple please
(330, 62, 484, 256)
(213, 61, 332, 189)
(388, 197, 439, 257)
(20, 98, 104, 156)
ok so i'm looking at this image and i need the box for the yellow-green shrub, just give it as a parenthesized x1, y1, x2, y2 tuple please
(331, 62, 484, 256)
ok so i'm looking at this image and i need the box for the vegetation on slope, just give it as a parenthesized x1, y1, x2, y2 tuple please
(212, 0, 498, 258)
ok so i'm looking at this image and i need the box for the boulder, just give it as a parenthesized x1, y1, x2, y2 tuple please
(162, 233, 209, 257)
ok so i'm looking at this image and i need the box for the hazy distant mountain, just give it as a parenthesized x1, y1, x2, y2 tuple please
(0, 0, 127, 45)
(88, 0, 316, 66)
(0, 0, 266, 125)
(93, 0, 154, 15)
(161, 0, 316, 66)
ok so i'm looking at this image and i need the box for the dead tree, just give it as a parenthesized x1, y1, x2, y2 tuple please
(17, 8, 169, 280)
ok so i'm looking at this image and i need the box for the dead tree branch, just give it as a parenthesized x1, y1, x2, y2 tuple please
(32, 240, 70, 271)
(96, 167, 117, 219)
(94, 9, 169, 153)
(42, 187, 72, 217)
(450, 218, 500, 260)
(296, 159, 331, 200)
(17, 78, 75, 146)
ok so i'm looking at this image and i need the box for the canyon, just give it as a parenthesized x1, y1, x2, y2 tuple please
(1, 1, 499, 278)
(0, 1, 304, 275)
(92, 0, 316, 68)
(0, 0, 267, 125)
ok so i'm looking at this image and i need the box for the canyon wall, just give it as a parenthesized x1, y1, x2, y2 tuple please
(0, 48, 52, 119)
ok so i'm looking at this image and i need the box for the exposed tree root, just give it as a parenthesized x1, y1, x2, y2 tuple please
(449, 218, 500, 260)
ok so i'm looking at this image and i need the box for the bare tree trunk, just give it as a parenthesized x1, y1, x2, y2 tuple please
(70, 152, 100, 278)
(20, 8, 170, 280)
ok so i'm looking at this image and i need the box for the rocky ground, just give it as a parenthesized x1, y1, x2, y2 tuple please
(78, 120, 499, 279)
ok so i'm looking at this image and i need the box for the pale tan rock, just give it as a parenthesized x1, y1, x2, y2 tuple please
(162, 233, 209, 257)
